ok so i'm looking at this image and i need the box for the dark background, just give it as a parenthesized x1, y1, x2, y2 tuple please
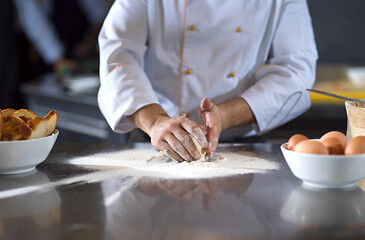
(308, 0, 365, 64)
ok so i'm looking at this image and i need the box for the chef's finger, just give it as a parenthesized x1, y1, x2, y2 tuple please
(200, 97, 214, 112)
(206, 130, 219, 158)
(164, 135, 194, 162)
(174, 132, 202, 160)
(181, 119, 208, 148)
(158, 141, 185, 162)
(181, 115, 207, 134)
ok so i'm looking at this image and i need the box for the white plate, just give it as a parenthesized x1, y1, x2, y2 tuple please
(281, 142, 365, 189)
(0, 130, 59, 174)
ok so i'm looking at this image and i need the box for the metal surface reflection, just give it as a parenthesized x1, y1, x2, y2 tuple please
(281, 184, 365, 230)
(3, 142, 350, 239)
(101, 174, 257, 239)
(0, 170, 61, 239)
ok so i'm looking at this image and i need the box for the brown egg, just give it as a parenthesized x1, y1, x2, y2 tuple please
(320, 131, 347, 149)
(345, 136, 365, 155)
(321, 137, 344, 155)
(294, 140, 329, 155)
(287, 134, 308, 150)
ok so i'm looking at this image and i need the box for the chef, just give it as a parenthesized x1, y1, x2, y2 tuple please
(98, 0, 318, 162)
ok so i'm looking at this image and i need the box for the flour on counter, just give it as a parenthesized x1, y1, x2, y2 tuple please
(68, 148, 279, 179)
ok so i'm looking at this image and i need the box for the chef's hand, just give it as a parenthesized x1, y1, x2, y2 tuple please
(198, 98, 222, 158)
(198, 97, 257, 158)
(53, 57, 80, 77)
(128, 104, 208, 162)
(150, 115, 208, 162)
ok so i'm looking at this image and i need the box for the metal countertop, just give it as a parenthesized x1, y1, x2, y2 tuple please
(1, 143, 365, 240)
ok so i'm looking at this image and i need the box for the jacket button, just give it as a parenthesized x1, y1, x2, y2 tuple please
(188, 25, 195, 31)
(186, 69, 193, 74)
(236, 27, 242, 32)
(230, 72, 236, 77)
(183, 113, 189, 118)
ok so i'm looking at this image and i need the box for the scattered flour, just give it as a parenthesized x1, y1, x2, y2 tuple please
(68, 148, 279, 179)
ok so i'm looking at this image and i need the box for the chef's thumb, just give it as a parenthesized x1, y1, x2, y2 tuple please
(200, 98, 214, 111)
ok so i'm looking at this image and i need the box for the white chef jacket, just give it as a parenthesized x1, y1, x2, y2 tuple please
(98, 0, 318, 137)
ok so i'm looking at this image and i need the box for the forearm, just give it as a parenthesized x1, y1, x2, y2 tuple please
(127, 104, 169, 135)
(218, 97, 256, 131)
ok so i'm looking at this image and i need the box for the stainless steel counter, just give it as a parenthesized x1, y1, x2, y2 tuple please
(1, 143, 365, 240)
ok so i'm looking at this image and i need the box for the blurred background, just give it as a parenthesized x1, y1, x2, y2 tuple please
(0, 0, 364, 143)
(267, 0, 365, 142)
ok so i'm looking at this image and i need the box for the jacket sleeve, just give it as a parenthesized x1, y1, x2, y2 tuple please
(241, 0, 318, 135)
(98, 0, 159, 133)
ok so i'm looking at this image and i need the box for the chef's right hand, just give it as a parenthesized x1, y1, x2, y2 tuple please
(150, 115, 208, 162)
(128, 104, 208, 162)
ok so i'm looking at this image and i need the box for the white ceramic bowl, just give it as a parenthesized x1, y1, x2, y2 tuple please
(0, 130, 59, 174)
(281, 142, 365, 189)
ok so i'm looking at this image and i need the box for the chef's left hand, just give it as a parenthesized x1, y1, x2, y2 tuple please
(198, 98, 222, 158)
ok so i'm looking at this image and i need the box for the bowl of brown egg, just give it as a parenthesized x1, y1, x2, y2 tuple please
(281, 131, 365, 189)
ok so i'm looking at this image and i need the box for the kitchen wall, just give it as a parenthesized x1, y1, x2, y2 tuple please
(308, 0, 365, 64)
